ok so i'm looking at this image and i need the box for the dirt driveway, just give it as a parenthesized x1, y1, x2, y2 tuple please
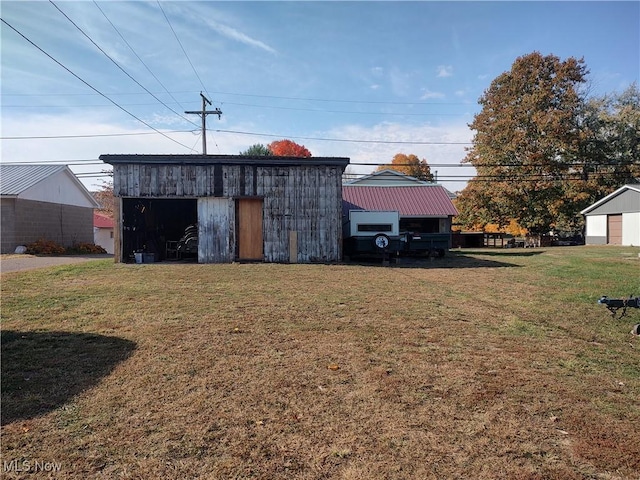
(0, 254, 113, 274)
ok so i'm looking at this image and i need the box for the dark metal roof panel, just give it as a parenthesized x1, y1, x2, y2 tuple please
(342, 185, 459, 217)
(100, 154, 350, 168)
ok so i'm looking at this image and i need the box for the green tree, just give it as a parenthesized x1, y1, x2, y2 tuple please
(239, 144, 272, 156)
(376, 153, 434, 182)
(577, 83, 640, 188)
(454, 179, 510, 231)
(554, 83, 640, 232)
(460, 52, 589, 235)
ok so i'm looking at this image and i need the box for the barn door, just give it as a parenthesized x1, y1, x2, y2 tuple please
(197, 197, 233, 262)
(607, 214, 622, 245)
(237, 198, 263, 260)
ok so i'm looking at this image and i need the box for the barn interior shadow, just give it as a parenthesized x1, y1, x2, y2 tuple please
(1, 330, 136, 425)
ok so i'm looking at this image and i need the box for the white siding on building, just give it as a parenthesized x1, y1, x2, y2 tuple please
(94, 227, 114, 254)
(586, 215, 607, 238)
(20, 169, 98, 208)
(622, 212, 640, 246)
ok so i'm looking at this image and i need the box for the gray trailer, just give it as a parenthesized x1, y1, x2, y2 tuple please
(344, 210, 451, 258)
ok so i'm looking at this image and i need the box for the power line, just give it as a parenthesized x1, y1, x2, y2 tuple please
(2, 104, 181, 108)
(1, 127, 468, 144)
(92, 0, 187, 112)
(49, 0, 199, 129)
(2, 89, 471, 107)
(156, 1, 210, 100)
(0, 17, 194, 151)
(214, 128, 473, 145)
(2, 100, 468, 117)
(209, 90, 471, 107)
(155, 2, 221, 153)
(220, 101, 465, 116)
(3, 157, 627, 171)
(1, 130, 194, 140)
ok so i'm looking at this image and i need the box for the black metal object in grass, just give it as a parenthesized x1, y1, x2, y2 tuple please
(598, 296, 640, 335)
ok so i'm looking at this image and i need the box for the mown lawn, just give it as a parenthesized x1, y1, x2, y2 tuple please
(1, 246, 639, 479)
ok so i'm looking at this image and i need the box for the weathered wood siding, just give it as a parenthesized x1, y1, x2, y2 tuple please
(111, 163, 345, 263)
(114, 198, 122, 262)
(198, 197, 234, 262)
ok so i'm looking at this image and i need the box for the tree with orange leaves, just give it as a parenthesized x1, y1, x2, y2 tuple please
(376, 153, 434, 182)
(268, 139, 312, 157)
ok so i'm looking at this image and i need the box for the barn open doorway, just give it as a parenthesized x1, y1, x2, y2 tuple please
(121, 198, 197, 262)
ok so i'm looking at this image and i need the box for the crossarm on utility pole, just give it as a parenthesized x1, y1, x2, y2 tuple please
(184, 92, 222, 154)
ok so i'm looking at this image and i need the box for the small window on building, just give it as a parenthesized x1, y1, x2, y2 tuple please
(357, 224, 393, 232)
(110, 231, 114, 238)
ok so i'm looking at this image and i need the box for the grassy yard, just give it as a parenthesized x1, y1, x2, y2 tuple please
(1, 246, 639, 479)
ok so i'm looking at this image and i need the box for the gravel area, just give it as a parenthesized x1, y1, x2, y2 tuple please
(0, 254, 113, 274)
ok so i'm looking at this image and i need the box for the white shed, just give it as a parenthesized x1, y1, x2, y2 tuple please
(580, 185, 640, 246)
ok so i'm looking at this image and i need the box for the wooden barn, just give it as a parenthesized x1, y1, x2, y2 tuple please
(100, 154, 350, 263)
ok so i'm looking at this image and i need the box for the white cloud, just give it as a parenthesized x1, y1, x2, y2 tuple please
(0, 113, 203, 190)
(309, 121, 475, 192)
(202, 19, 277, 55)
(162, 2, 277, 55)
(1, 113, 476, 193)
(420, 88, 445, 100)
(436, 65, 453, 78)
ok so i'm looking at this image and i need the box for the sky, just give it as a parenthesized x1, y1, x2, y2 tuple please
(1, 1, 638, 193)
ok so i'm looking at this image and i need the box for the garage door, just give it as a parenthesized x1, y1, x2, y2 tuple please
(607, 214, 622, 245)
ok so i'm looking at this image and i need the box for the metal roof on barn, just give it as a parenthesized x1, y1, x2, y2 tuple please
(100, 154, 349, 168)
(342, 185, 459, 217)
(580, 184, 640, 215)
(0, 164, 67, 196)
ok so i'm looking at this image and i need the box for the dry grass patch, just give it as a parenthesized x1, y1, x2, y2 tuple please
(1, 247, 639, 479)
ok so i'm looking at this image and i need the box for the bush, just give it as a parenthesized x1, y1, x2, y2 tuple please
(25, 239, 66, 255)
(66, 242, 107, 255)
(25, 239, 107, 255)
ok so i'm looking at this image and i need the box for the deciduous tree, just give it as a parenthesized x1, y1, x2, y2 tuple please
(460, 52, 589, 235)
(239, 144, 272, 156)
(376, 153, 434, 182)
(93, 175, 116, 217)
(268, 139, 312, 157)
(571, 83, 640, 197)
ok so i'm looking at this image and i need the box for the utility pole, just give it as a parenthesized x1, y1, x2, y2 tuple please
(185, 92, 222, 154)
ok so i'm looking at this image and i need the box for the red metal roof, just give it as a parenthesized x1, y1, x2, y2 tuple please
(342, 185, 458, 217)
(94, 212, 114, 229)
